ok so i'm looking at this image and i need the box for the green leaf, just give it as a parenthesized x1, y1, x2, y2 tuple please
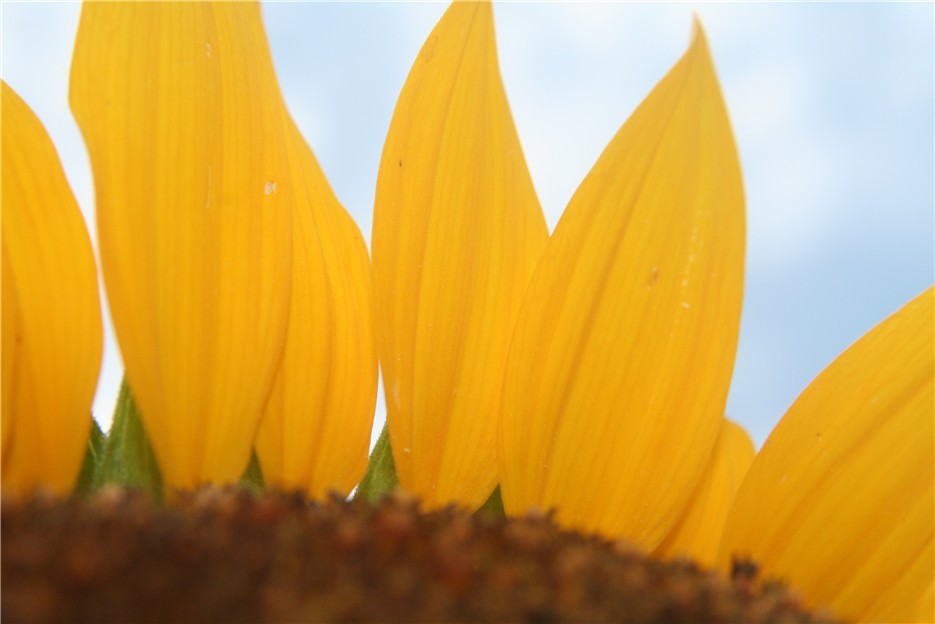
(355, 424, 398, 504)
(238, 450, 265, 494)
(97, 377, 163, 499)
(476, 485, 504, 518)
(74, 418, 106, 495)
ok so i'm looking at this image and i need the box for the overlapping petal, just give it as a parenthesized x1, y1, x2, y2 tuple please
(653, 418, 754, 566)
(499, 22, 745, 548)
(719, 288, 934, 623)
(372, 0, 548, 509)
(255, 116, 378, 498)
(69, 2, 293, 489)
(1, 82, 103, 497)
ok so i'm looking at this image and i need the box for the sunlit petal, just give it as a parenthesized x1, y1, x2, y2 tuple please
(917, 582, 934, 623)
(653, 419, 754, 566)
(255, 116, 378, 499)
(1, 82, 103, 497)
(70, 2, 293, 488)
(372, 1, 548, 509)
(499, 21, 745, 548)
(719, 288, 934, 623)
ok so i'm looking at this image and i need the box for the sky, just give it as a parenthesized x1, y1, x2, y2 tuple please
(1, 1, 933, 449)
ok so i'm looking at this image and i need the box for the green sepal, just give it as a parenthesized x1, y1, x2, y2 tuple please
(355, 424, 398, 504)
(97, 378, 164, 499)
(238, 450, 265, 494)
(476, 485, 504, 518)
(74, 417, 106, 495)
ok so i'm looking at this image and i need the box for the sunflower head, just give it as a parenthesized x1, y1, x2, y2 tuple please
(1, 4, 931, 623)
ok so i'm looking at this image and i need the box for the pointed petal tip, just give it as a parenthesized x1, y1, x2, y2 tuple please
(500, 8, 743, 547)
(373, 0, 547, 509)
(689, 16, 713, 59)
(691, 14, 704, 37)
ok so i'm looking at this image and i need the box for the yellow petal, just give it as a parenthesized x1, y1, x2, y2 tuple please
(917, 581, 934, 623)
(653, 419, 754, 567)
(499, 21, 745, 548)
(718, 288, 934, 623)
(70, 3, 293, 489)
(254, 116, 378, 499)
(372, 1, 548, 509)
(1, 82, 103, 497)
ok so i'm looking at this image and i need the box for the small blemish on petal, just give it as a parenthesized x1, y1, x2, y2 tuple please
(264, 181, 277, 195)
(205, 42, 211, 58)
(647, 266, 659, 288)
(390, 382, 402, 411)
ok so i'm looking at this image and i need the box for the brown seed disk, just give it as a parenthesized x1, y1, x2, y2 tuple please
(1, 487, 838, 623)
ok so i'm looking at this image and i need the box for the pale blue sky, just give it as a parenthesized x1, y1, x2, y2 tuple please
(2, 2, 933, 448)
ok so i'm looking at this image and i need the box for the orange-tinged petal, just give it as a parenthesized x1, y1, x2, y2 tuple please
(719, 288, 934, 623)
(70, 2, 292, 489)
(917, 581, 934, 623)
(1, 82, 103, 497)
(255, 116, 377, 499)
(499, 21, 745, 548)
(653, 419, 754, 566)
(372, 1, 548, 509)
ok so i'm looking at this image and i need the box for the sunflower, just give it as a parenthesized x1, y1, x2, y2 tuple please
(2, 2, 931, 623)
